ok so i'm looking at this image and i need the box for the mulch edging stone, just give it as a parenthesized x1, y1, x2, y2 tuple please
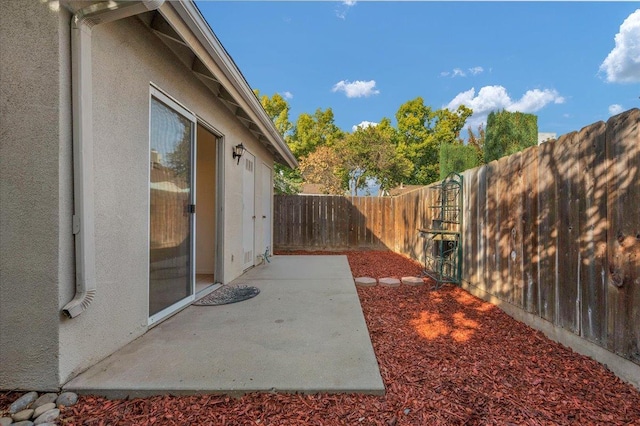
(379, 277, 401, 287)
(355, 277, 377, 287)
(401, 276, 424, 286)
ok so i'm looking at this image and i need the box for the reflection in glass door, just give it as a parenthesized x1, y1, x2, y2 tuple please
(148, 89, 196, 322)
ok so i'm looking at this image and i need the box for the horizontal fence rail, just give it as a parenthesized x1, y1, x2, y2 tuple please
(274, 108, 640, 367)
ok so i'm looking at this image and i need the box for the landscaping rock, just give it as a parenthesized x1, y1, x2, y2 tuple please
(32, 404, 55, 419)
(378, 277, 401, 287)
(0, 417, 13, 426)
(355, 277, 377, 287)
(12, 409, 33, 422)
(9, 392, 38, 414)
(31, 394, 57, 410)
(33, 409, 59, 425)
(56, 392, 78, 407)
(401, 276, 424, 286)
(13, 421, 34, 426)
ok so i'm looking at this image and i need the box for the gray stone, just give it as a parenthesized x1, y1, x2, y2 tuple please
(33, 409, 59, 425)
(31, 394, 57, 410)
(354, 277, 377, 287)
(0, 417, 13, 426)
(35, 424, 56, 426)
(32, 404, 55, 419)
(12, 422, 34, 426)
(9, 392, 38, 414)
(11, 410, 33, 422)
(379, 277, 401, 287)
(55, 392, 78, 407)
(401, 276, 424, 286)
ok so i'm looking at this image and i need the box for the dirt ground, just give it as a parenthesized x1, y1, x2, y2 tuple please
(2, 250, 639, 425)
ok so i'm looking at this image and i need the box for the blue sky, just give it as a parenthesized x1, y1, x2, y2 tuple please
(196, 1, 640, 139)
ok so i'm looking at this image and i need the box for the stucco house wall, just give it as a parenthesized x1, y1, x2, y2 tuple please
(1, 0, 293, 390)
(0, 0, 73, 391)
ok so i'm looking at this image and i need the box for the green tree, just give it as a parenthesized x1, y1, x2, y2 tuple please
(439, 141, 480, 179)
(484, 110, 537, 163)
(338, 119, 411, 195)
(254, 90, 301, 194)
(466, 124, 485, 165)
(395, 97, 471, 185)
(288, 108, 344, 158)
(254, 90, 293, 136)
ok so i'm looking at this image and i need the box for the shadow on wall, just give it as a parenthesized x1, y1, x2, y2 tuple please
(460, 108, 640, 367)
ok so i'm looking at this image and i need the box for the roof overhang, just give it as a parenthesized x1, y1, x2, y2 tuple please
(63, 0, 298, 168)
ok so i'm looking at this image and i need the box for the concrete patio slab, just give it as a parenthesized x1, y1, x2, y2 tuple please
(64, 255, 385, 398)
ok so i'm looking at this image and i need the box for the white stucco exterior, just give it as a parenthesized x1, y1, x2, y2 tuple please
(0, 0, 296, 390)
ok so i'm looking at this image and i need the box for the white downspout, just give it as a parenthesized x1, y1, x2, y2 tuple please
(63, 0, 165, 318)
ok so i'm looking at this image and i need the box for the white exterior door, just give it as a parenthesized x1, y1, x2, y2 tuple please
(242, 151, 255, 270)
(261, 163, 272, 256)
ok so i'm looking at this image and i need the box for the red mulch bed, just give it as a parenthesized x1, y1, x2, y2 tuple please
(3, 251, 640, 425)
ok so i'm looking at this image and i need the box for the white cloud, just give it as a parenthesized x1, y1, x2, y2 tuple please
(332, 80, 380, 98)
(600, 9, 640, 83)
(336, 1, 356, 19)
(281, 91, 293, 100)
(440, 66, 484, 78)
(609, 104, 624, 115)
(508, 89, 565, 112)
(446, 85, 565, 128)
(352, 121, 378, 132)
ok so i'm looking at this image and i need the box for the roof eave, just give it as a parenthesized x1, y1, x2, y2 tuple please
(169, 1, 298, 169)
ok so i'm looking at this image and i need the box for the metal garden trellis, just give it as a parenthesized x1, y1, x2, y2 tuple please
(419, 172, 463, 288)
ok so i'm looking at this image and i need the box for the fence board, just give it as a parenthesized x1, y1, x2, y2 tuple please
(497, 156, 511, 302)
(508, 152, 525, 308)
(462, 168, 478, 287)
(522, 146, 539, 314)
(578, 121, 608, 344)
(476, 165, 487, 292)
(484, 161, 498, 297)
(537, 138, 557, 322)
(556, 131, 580, 333)
(606, 109, 640, 362)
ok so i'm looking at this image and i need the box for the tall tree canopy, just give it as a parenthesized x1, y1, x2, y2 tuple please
(395, 97, 472, 185)
(298, 146, 345, 195)
(254, 90, 293, 137)
(256, 90, 475, 195)
(438, 124, 486, 178)
(338, 118, 411, 195)
(288, 108, 344, 158)
(484, 110, 537, 163)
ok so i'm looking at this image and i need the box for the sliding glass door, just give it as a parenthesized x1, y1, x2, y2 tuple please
(148, 88, 196, 322)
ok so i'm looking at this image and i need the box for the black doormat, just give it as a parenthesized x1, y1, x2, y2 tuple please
(193, 285, 260, 306)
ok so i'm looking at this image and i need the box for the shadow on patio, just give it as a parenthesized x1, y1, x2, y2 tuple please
(64, 256, 384, 399)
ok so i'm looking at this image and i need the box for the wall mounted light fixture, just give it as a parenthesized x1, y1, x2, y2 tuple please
(232, 143, 245, 165)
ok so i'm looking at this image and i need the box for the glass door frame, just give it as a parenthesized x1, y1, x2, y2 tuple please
(148, 85, 197, 326)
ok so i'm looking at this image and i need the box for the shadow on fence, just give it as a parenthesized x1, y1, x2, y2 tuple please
(461, 108, 640, 366)
(274, 108, 640, 367)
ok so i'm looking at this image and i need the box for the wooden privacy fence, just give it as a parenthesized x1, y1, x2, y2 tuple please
(274, 108, 640, 367)
(460, 108, 640, 366)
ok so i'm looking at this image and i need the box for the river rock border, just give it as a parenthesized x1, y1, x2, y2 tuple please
(1, 391, 78, 426)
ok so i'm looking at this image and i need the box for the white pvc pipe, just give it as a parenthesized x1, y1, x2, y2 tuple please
(63, 0, 165, 318)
